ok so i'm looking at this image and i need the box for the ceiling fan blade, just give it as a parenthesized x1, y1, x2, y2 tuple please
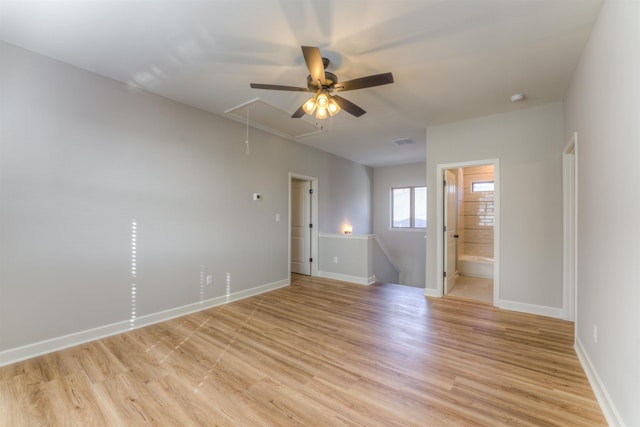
(302, 46, 326, 87)
(291, 104, 306, 118)
(332, 95, 366, 117)
(250, 83, 309, 92)
(332, 72, 394, 92)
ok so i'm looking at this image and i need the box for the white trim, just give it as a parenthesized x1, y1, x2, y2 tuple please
(0, 279, 289, 368)
(423, 287, 441, 297)
(562, 132, 578, 322)
(288, 173, 319, 279)
(435, 159, 500, 306)
(387, 227, 427, 233)
(575, 337, 625, 427)
(318, 233, 375, 240)
(389, 185, 427, 230)
(317, 271, 376, 285)
(498, 299, 563, 319)
(0, 320, 132, 368)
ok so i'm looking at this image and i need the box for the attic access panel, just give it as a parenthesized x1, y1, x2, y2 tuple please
(225, 98, 327, 140)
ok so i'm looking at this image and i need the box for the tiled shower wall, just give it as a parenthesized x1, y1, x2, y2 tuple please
(458, 165, 494, 258)
(457, 168, 465, 257)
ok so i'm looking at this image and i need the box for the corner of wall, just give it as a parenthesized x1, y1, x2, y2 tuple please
(575, 337, 625, 426)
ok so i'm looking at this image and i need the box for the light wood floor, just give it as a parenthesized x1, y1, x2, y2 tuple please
(0, 275, 605, 426)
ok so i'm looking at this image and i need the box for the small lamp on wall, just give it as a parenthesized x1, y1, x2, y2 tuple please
(343, 225, 353, 235)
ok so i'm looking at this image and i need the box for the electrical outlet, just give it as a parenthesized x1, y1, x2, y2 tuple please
(593, 324, 598, 344)
(206, 274, 213, 285)
(333, 256, 338, 264)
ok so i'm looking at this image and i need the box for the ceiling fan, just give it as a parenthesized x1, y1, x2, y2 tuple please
(250, 46, 394, 119)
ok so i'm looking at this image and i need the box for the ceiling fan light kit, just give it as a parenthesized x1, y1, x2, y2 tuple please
(302, 90, 342, 120)
(302, 97, 317, 115)
(327, 98, 340, 116)
(315, 107, 328, 120)
(250, 46, 394, 121)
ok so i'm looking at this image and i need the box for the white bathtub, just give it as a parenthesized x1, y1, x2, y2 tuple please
(458, 255, 493, 279)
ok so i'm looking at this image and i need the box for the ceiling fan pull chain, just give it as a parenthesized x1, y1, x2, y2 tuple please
(245, 107, 250, 156)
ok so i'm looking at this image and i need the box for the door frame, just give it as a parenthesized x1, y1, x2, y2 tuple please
(562, 132, 578, 323)
(288, 173, 319, 281)
(436, 159, 500, 306)
(443, 169, 458, 295)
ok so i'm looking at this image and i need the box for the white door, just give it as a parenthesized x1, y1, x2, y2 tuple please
(291, 179, 311, 275)
(443, 169, 458, 294)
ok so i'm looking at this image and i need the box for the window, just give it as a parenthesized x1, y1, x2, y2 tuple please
(392, 186, 426, 229)
(471, 181, 494, 192)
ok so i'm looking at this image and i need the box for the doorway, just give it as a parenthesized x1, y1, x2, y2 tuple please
(289, 174, 319, 279)
(436, 159, 500, 306)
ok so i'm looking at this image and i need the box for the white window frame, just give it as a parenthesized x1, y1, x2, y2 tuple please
(471, 180, 495, 193)
(391, 186, 426, 230)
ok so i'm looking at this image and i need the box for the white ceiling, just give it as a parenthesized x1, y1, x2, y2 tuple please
(0, 0, 603, 167)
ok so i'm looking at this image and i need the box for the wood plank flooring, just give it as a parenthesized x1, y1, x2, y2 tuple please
(0, 275, 605, 426)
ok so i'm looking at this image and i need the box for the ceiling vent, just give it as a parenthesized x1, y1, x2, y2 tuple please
(392, 138, 415, 147)
(225, 98, 326, 140)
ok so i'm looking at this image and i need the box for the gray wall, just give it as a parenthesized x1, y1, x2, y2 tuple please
(426, 103, 564, 311)
(372, 162, 426, 287)
(369, 237, 400, 285)
(564, 1, 640, 424)
(318, 234, 372, 283)
(0, 42, 373, 352)
(317, 234, 399, 285)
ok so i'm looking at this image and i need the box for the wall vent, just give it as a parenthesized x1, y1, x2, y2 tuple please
(392, 138, 415, 146)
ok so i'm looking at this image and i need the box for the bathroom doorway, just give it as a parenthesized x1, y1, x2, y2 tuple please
(436, 160, 500, 305)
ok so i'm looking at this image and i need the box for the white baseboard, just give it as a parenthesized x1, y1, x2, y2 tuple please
(317, 271, 374, 285)
(498, 299, 563, 319)
(575, 337, 625, 427)
(0, 278, 289, 368)
(0, 320, 133, 368)
(423, 288, 441, 297)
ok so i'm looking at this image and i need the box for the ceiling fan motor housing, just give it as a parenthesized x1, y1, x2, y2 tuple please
(307, 71, 338, 90)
